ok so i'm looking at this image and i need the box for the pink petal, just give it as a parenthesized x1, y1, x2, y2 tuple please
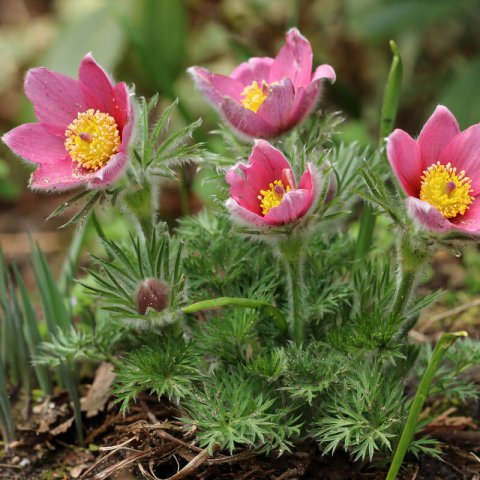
(298, 163, 319, 212)
(225, 198, 270, 227)
(418, 105, 460, 169)
(439, 124, 480, 194)
(312, 64, 336, 83)
(289, 66, 335, 125)
(113, 82, 130, 131)
(226, 168, 263, 215)
(270, 28, 313, 89)
(2, 123, 66, 165)
(264, 189, 312, 225)
(30, 156, 93, 191)
(231, 57, 274, 86)
(117, 93, 135, 153)
(387, 129, 423, 197)
(289, 85, 318, 128)
(88, 152, 129, 188)
(257, 78, 295, 131)
(78, 53, 116, 118)
(220, 97, 276, 138)
(248, 140, 292, 187)
(188, 66, 244, 105)
(24, 67, 87, 129)
(406, 197, 456, 233)
(450, 196, 480, 233)
(226, 140, 293, 213)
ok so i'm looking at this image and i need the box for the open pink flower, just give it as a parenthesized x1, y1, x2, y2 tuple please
(188, 28, 335, 139)
(387, 105, 480, 234)
(2, 53, 134, 191)
(226, 140, 319, 227)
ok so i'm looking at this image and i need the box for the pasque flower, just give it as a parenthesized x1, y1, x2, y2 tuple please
(387, 105, 480, 234)
(226, 140, 319, 227)
(2, 53, 134, 190)
(188, 28, 335, 139)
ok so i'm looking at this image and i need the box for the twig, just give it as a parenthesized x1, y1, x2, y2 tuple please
(419, 298, 480, 332)
(80, 437, 138, 479)
(163, 446, 219, 480)
(154, 429, 203, 453)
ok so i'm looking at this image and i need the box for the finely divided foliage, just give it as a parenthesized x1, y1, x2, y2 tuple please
(1, 29, 479, 474)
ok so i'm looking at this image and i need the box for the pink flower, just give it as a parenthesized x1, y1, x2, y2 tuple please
(2, 53, 135, 191)
(188, 28, 335, 139)
(387, 105, 480, 234)
(226, 140, 319, 227)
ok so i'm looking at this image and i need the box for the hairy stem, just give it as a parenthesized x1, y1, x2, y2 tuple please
(386, 331, 467, 480)
(391, 268, 417, 322)
(182, 297, 287, 335)
(277, 235, 306, 346)
(284, 255, 305, 346)
(392, 234, 428, 337)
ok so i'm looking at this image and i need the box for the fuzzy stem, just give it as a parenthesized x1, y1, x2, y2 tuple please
(391, 268, 417, 322)
(182, 297, 287, 335)
(284, 255, 305, 346)
(386, 331, 467, 480)
(277, 236, 306, 346)
(392, 235, 427, 337)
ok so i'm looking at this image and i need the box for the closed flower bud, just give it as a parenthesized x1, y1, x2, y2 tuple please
(135, 278, 169, 315)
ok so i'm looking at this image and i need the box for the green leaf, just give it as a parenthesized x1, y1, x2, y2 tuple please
(13, 265, 52, 396)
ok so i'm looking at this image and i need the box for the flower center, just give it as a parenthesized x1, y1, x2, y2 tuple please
(257, 180, 291, 216)
(241, 80, 269, 113)
(419, 162, 474, 218)
(64, 109, 120, 171)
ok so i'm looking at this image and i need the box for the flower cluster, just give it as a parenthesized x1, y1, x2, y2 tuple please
(3, 30, 480, 239)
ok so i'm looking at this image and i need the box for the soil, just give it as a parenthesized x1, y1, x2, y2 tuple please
(1, 385, 480, 480)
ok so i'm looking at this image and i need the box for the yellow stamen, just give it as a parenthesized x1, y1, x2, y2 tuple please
(419, 162, 474, 218)
(241, 80, 269, 113)
(258, 180, 291, 216)
(65, 109, 120, 171)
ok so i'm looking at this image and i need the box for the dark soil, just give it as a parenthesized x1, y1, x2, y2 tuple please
(2, 387, 480, 480)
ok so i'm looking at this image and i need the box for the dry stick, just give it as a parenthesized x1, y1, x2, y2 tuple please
(419, 298, 480, 332)
(80, 437, 139, 479)
(94, 445, 178, 480)
(164, 445, 220, 480)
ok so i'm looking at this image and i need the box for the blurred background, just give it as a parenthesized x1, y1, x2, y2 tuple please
(0, 0, 479, 331)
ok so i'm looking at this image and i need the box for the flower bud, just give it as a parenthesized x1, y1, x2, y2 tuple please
(135, 278, 169, 315)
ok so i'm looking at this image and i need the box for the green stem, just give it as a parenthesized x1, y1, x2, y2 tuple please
(284, 256, 304, 346)
(354, 205, 376, 261)
(182, 297, 287, 335)
(61, 362, 83, 444)
(277, 236, 306, 346)
(391, 268, 417, 322)
(386, 331, 467, 480)
(355, 41, 403, 261)
(392, 235, 428, 337)
(58, 213, 92, 294)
